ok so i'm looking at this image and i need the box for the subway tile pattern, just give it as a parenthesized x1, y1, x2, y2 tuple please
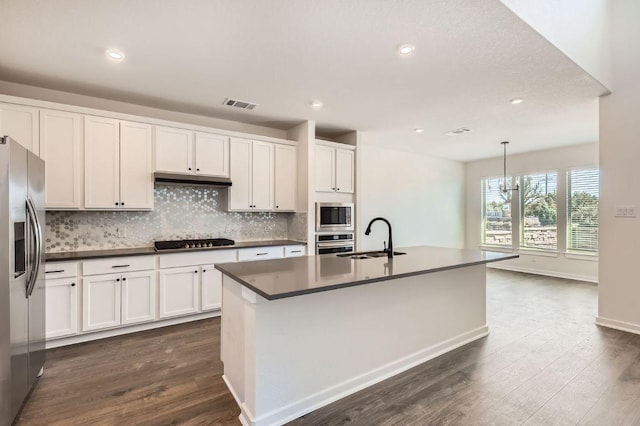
(45, 185, 293, 252)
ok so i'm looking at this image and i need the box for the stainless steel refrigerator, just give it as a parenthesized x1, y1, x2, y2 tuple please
(0, 136, 46, 426)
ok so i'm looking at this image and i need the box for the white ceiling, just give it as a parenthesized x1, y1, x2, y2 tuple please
(0, 0, 607, 161)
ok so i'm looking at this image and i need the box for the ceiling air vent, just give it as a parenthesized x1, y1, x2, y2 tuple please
(444, 127, 472, 136)
(223, 98, 258, 111)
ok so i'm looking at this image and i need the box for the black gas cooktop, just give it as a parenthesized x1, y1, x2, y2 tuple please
(154, 238, 235, 251)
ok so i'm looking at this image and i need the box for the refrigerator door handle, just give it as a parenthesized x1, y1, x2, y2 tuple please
(25, 197, 42, 298)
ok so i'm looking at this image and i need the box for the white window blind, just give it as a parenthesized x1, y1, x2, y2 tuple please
(568, 168, 599, 253)
(520, 172, 558, 250)
(482, 177, 512, 247)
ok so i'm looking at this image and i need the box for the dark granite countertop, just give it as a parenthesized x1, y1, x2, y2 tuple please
(45, 240, 306, 262)
(215, 246, 518, 300)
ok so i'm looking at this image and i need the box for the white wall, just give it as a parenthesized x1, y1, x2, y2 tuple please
(501, 0, 612, 91)
(356, 135, 465, 252)
(0, 80, 288, 139)
(465, 143, 599, 282)
(597, 0, 640, 334)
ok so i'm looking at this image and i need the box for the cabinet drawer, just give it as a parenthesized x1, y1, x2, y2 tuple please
(82, 256, 156, 276)
(159, 250, 237, 269)
(237, 246, 284, 262)
(45, 261, 78, 279)
(284, 245, 306, 257)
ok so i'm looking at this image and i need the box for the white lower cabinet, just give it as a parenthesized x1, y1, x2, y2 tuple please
(159, 267, 200, 318)
(45, 277, 78, 339)
(83, 273, 121, 332)
(121, 271, 157, 325)
(82, 270, 156, 332)
(201, 265, 223, 311)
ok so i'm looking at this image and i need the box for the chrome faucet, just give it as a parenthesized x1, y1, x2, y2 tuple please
(364, 217, 394, 258)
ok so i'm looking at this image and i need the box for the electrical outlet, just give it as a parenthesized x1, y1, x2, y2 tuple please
(225, 224, 232, 233)
(117, 228, 127, 238)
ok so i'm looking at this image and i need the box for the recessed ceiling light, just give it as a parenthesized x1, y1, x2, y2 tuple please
(510, 97, 524, 105)
(397, 44, 415, 56)
(414, 128, 425, 134)
(105, 49, 125, 61)
(309, 100, 323, 110)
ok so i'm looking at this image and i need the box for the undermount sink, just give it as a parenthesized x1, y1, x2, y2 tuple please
(337, 250, 406, 259)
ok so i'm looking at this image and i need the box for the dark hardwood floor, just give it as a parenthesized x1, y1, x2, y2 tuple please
(17, 270, 640, 425)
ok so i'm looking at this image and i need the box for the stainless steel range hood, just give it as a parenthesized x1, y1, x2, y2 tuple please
(154, 172, 232, 187)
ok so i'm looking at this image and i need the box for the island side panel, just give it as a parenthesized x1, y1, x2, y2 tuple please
(249, 264, 488, 425)
(221, 276, 247, 408)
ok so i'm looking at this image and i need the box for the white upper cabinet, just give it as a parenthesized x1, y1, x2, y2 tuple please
(195, 132, 229, 177)
(40, 109, 82, 209)
(251, 140, 275, 210)
(228, 138, 275, 211)
(0, 103, 39, 156)
(85, 117, 154, 210)
(274, 144, 297, 211)
(335, 148, 355, 193)
(120, 121, 153, 210)
(315, 145, 335, 192)
(229, 137, 253, 210)
(84, 116, 120, 209)
(154, 126, 193, 174)
(315, 143, 355, 193)
(154, 127, 229, 177)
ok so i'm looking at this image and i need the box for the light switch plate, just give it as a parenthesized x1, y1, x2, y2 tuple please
(615, 205, 637, 217)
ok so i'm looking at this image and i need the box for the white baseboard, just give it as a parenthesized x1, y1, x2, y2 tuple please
(595, 316, 640, 335)
(488, 263, 598, 283)
(45, 311, 220, 349)
(241, 325, 489, 426)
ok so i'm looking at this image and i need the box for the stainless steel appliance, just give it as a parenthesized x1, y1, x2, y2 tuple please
(316, 202, 354, 232)
(315, 232, 355, 255)
(0, 136, 46, 426)
(154, 238, 235, 251)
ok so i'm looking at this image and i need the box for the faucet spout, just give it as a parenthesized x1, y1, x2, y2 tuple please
(364, 217, 394, 258)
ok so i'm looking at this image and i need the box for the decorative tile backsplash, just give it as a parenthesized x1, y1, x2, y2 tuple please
(45, 185, 306, 253)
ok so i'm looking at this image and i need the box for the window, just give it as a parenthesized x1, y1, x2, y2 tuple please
(520, 172, 558, 250)
(568, 168, 599, 253)
(482, 177, 512, 247)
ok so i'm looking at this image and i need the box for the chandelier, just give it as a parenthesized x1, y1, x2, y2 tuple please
(499, 141, 519, 193)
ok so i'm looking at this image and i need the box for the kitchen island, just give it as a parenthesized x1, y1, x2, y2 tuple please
(215, 246, 517, 426)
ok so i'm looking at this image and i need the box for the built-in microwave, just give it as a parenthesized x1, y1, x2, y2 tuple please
(316, 202, 354, 232)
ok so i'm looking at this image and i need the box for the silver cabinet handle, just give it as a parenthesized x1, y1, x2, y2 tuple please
(290, 250, 302, 253)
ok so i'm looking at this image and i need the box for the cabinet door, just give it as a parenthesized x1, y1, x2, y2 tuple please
(120, 121, 154, 209)
(201, 265, 222, 311)
(83, 273, 121, 331)
(158, 267, 200, 318)
(154, 126, 193, 174)
(315, 145, 335, 192)
(251, 140, 274, 210)
(39, 109, 82, 209)
(121, 271, 156, 325)
(195, 132, 229, 177)
(0, 103, 39, 156)
(45, 277, 78, 339)
(335, 148, 355, 193)
(228, 137, 253, 211)
(84, 116, 120, 209)
(274, 144, 297, 211)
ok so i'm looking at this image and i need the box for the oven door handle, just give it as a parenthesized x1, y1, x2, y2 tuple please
(316, 242, 354, 248)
